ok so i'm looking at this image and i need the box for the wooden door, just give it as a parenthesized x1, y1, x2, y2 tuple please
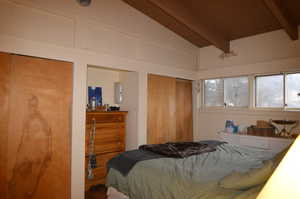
(147, 74, 176, 144)
(0, 53, 72, 199)
(176, 79, 193, 141)
(0, 52, 11, 199)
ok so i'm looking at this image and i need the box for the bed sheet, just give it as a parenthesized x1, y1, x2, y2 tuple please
(106, 143, 276, 199)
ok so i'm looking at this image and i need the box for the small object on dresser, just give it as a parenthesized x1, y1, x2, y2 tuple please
(239, 125, 248, 134)
(225, 120, 239, 133)
(95, 105, 106, 112)
(88, 86, 102, 109)
(109, 106, 120, 111)
(91, 96, 96, 111)
(233, 125, 239, 134)
(257, 120, 272, 128)
(225, 120, 234, 133)
(247, 125, 275, 137)
(104, 104, 109, 111)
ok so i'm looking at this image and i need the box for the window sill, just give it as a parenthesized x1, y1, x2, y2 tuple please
(199, 107, 300, 116)
(253, 107, 300, 112)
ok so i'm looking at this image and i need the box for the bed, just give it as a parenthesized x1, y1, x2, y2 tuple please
(105, 140, 288, 199)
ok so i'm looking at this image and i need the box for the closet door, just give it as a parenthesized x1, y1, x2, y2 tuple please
(0, 54, 72, 199)
(0, 52, 11, 199)
(176, 79, 193, 141)
(147, 74, 176, 144)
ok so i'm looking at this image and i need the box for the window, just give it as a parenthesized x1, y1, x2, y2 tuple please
(255, 73, 300, 109)
(256, 75, 284, 108)
(204, 77, 249, 108)
(204, 79, 223, 107)
(224, 77, 249, 107)
(286, 73, 300, 108)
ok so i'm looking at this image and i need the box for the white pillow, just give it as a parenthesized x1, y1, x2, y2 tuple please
(219, 160, 274, 190)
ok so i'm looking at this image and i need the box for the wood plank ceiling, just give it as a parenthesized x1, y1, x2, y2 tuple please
(122, 0, 300, 52)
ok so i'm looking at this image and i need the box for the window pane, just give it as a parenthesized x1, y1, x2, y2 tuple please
(204, 79, 224, 106)
(286, 73, 300, 108)
(256, 75, 284, 108)
(224, 77, 249, 107)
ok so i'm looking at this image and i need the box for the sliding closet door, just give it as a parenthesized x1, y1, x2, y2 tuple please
(147, 75, 193, 144)
(0, 52, 11, 199)
(0, 54, 72, 199)
(147, 74, 176, 144)
(176, 79, 193, 141)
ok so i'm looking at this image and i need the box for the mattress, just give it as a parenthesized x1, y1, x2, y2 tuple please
(106, 143, 277, 199)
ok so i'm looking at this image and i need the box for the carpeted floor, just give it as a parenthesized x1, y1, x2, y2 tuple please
(85, 185, 107, 199)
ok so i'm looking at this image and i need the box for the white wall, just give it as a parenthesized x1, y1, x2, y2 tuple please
(0, 0, 198, 74)
(198, 28, 300, 74)
(87, 67, 120, 105)
(119, 72, 140, 150)
(0, 0, 199, 199)
(196, 28, 300, 141)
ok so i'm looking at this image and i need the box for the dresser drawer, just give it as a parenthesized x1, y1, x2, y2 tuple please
(95, 142, 124, 154)
(86, 112, 126, 124)
(86, 166, 106, 180)
(85, 152, 120, 168)
(85, 166, 106, 189)
(86, 141, 124, 155)
(85, 152, 121, 190)
(86, 123, 125, 143)
(85, 178, 106, 191)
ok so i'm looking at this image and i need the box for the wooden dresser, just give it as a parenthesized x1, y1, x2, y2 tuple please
(85, 111, 127, 190)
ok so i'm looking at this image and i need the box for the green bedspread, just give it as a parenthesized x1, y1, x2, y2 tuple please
(106, 143, 278, 199)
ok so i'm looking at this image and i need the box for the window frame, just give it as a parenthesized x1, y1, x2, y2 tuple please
(203, 78, 225, 109)
(201, 72, 300, 112)
(224, 76, 250, 108)
(254, 72, 300, 111)
(202, 76, 251, 110)
(254, 73, 285, 111)
(284, 72, 300, 111)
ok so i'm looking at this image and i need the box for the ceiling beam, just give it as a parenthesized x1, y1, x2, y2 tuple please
(264, 0, 298, 40)
(123, 0, 230, 53)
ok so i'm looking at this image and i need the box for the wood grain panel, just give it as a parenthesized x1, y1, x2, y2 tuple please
(6, 55, 72, 199)
(147, 74, 176, 144)
(0, 52, 11, 199)
(176, 79, 193, 142)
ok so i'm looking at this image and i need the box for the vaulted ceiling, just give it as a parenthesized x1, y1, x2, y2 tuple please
(122, 0, 300, 52)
